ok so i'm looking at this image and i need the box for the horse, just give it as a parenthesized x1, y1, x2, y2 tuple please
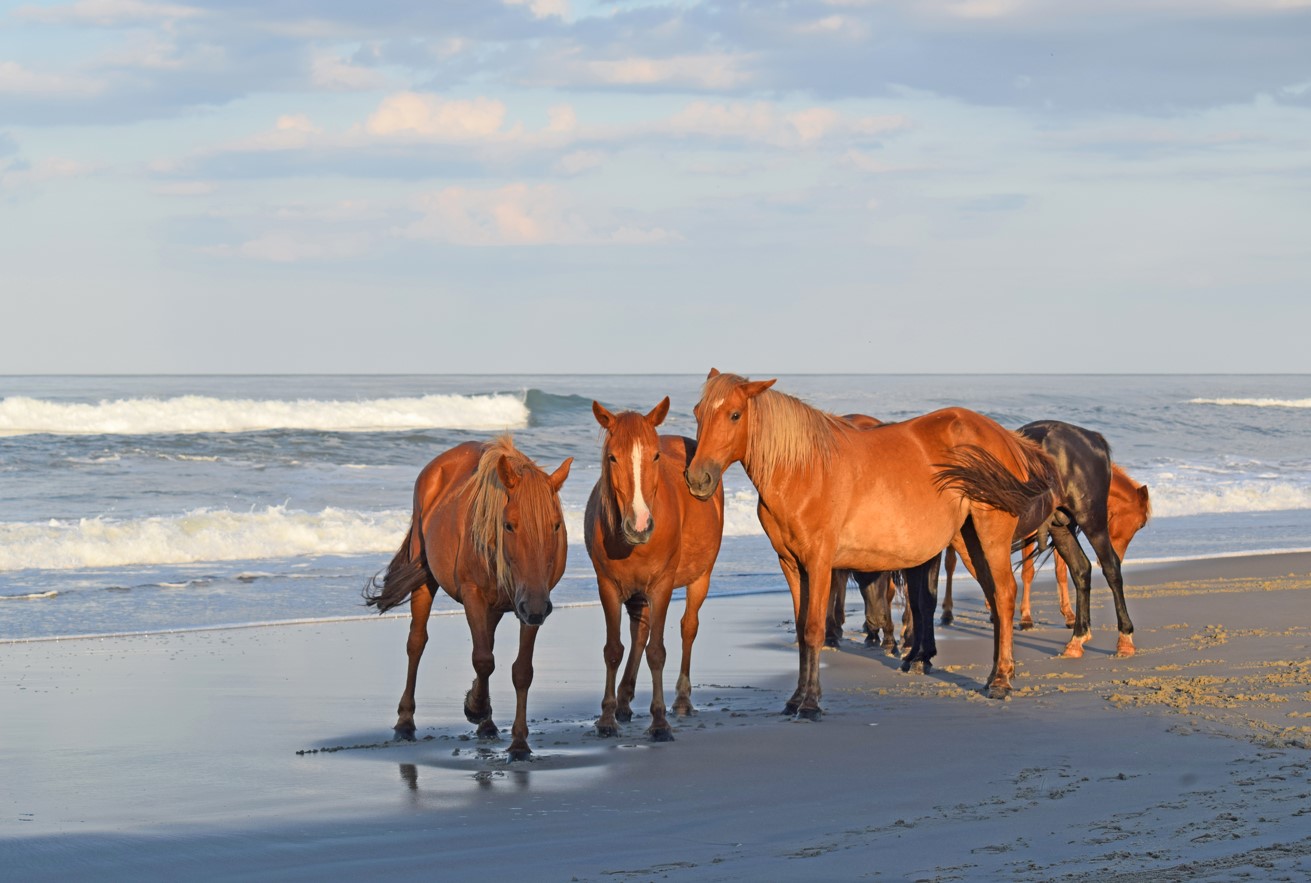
(683, 370, 1060, 714)
(940, 464, 1150, 632)
(585, 398, 725, 742)
(363, 435, 572, 760)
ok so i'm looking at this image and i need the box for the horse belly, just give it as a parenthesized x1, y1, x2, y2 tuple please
(835, 491, 960, 572)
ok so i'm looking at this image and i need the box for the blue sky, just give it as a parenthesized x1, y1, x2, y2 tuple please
(2, 0, 1308, 374)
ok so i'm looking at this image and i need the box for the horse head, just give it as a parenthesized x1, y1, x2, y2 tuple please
(593, 397, 669, 545)
(495, 454, 572, 625)
(685, 368, 775, 500)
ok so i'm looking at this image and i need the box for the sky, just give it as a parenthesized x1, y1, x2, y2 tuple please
(1, 0, 1309, 374)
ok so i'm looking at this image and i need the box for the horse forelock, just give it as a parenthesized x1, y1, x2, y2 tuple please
(467, 435, 559, 594)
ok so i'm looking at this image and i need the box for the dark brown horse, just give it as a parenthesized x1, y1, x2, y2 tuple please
(585, 398, 724, 741)
(364, 435, 572, 760)
(684, 370, 1059, 714)
(941, 463, 1150, 631)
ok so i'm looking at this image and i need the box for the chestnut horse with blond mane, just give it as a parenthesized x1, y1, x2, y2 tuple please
(684, 371, 1059, 715)
(585, 398, 725, 742)
(364, 436, 571, 760)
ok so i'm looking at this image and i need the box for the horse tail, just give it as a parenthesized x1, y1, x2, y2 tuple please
(362, 512, 430, 613)
(934, 437, 1060, 522)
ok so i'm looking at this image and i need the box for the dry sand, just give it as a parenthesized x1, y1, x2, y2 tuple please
(3, 552, 1311, 881)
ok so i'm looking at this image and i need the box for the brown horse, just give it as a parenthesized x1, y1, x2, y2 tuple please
(585, 398, 725, 741)
(941, 463, 1152, 630)
(363, 435, 572, 760)
(684, 370, 1059, 714)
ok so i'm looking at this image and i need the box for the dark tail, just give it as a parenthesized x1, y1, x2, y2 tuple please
(934, 438, 1059, 521)
(362, 516, 430, 613)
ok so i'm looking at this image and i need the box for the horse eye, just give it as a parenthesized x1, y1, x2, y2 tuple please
(554, 522, 561, 532)
(503, 521, 514, 533)
(608, 453, 617, 463)
(653, 451, 660, 462)
(730, 411, 741, 422)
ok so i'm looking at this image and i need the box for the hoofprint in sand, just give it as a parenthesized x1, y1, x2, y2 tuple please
(3, 553, 1310, 881)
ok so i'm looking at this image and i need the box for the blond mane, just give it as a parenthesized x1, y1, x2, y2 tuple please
(465, 434, 558, 594)
(701, 373, 844, 486)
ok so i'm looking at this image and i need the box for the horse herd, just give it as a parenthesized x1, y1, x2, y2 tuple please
(363, 370, 1152, 760)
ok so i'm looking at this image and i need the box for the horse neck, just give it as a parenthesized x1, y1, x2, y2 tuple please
(739, 391, 840, 502)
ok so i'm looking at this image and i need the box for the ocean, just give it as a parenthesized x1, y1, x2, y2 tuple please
(1, 374, 1308, 641)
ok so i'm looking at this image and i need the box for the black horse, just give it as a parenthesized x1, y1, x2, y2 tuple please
(1017, 419, 1135, 658)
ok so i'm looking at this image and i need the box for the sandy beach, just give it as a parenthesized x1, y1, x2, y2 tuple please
(4, 552, 1310, 881)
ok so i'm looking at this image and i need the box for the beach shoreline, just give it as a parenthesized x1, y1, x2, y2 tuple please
(4, 550, 1310, 880)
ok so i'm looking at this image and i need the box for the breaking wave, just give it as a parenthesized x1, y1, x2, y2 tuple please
(1189, 397, 1311, 409)
(0, 393, 529, 436)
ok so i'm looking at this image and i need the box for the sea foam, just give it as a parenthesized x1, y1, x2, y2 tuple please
(0, 507, 411, 572)
(1189, 397, 1311, 409)
(0, 393, 529, 436)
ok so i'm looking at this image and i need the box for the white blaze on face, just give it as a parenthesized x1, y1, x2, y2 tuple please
(630, 442, 651, 532)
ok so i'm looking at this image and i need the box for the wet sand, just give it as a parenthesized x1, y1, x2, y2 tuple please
(3, 552, 1311, 880)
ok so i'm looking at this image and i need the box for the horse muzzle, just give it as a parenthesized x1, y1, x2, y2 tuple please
(622, 517, 655, 546)
(515, 595, 554, 626)
(684, 463, 721, 500)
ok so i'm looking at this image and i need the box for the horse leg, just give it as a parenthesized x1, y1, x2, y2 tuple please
(1019, 539, 1036, 631)
(1055, 554, 1075, 628)
(1088, 528, 1135, 657)
(1049, 525, 1094, 658)
(616, 595, 648, 723)
(899, 556, 939, 674)
(645, 587, 676, 742)
(855, 572, 878, 647)
(778, 555, 807, 716)
(898, 573, 914, 651)
(394, 584, 434, 740)
(941, 547, 956, 626)
(507, 621, 540, 761)
(673, 572, 711, 717)
(864, 572, 898, 656)
(795, 556, 833, 720)
(960, 515, 1017, 698)
(595, 578, 625, 737)
(825, 570, 848, 648)
(463, 601, 505, 738)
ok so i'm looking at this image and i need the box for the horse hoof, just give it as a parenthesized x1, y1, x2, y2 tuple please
(476, 720, 500, 739)
(1059, 639, 1087, 659)
(649, 727, 675, 743)
(782, 701, 800, 716)
(615, 708, 633, 724)
(507, 746, 532, 762)
(986, 683, 1012, 700)
(672, 702, 695, 718)
(394, 724, 417, 742)
(1115, 634, 1136, 658)
(796, 706, 822, 722)
(1019, 619, 1034, 631)
(883, 642, 899, 658)
(1064, 621, 1076, 629)
(595, 723, 619, 738)
(940, 612, 954, 626)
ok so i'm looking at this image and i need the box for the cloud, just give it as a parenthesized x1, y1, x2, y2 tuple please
(0, 156, 96, 190)
(667, 101, 906, 146)
(575, 54, 753, 90)
(309, 50, 390, 92)
(14, 0, 204, 26)
(400, 183, 677, 246)
(0, 61, 104, 96)
(364, 92, 508, 140)
(503, 0, 570, 20)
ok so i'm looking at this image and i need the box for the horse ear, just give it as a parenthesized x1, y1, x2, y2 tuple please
(1137, 484, 1151, 510)
(743, 378, 776, 398)
(706, 367, 720, 380)
(496, 455, 521, 490)
(548, 457, 573, 492)
(592, 401, 615, 429)
(645, 396, 670, 428)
